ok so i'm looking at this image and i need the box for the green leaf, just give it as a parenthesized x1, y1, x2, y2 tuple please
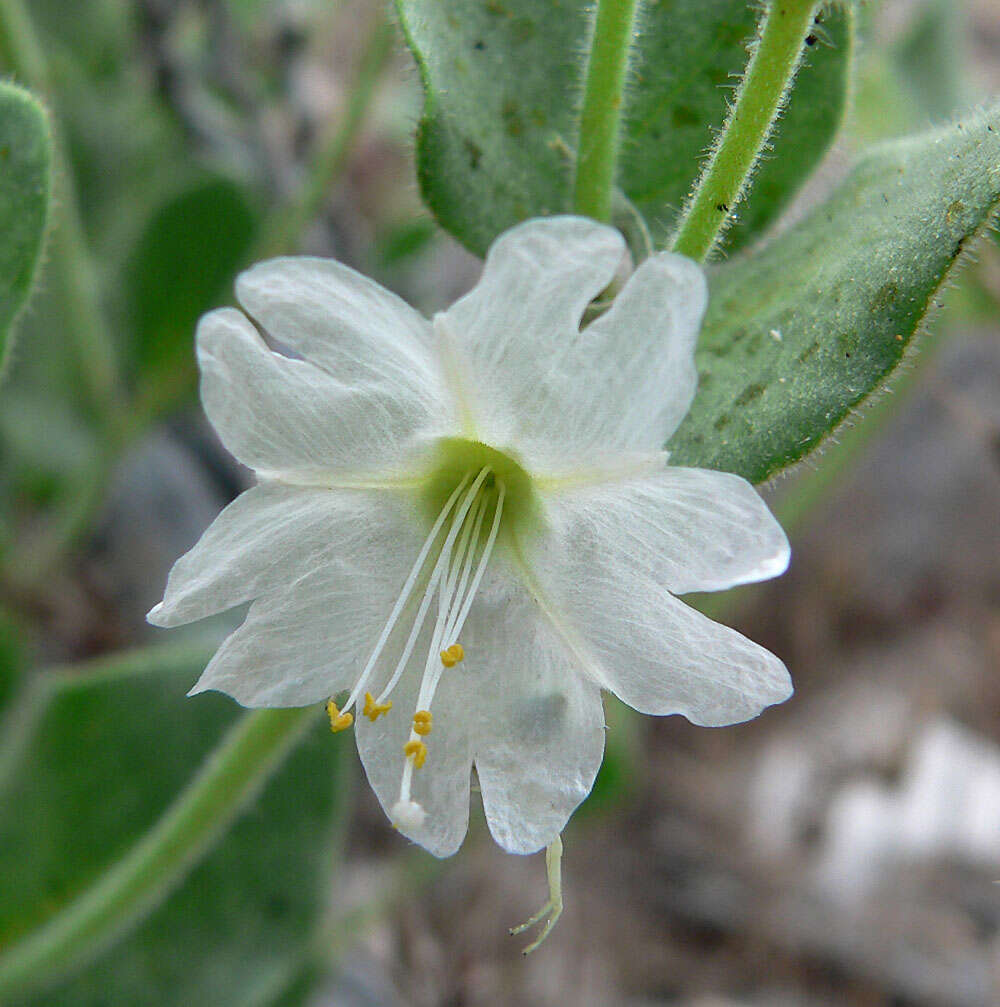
(125, 176, 259, 386)
(396, 0, 851, 256)
(668, 107, 1000, 484)
(0, 644, 349, 1006)
(0, 83, 52, 372)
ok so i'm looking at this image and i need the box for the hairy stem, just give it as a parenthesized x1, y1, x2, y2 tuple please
(671, 0, 819, 262)
(573, 0, 640, 222)
(0, 703, 318, 998)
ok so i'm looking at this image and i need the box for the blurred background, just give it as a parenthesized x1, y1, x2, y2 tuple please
(0, 0, 998, 1004)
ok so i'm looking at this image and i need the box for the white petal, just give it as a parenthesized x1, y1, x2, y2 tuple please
(235, 257, 440, 391)
(546, 465, 790, 596)
(190, 562, 396, 707)
(149, 483, 371, 627)
(436, 217, 625, 452)
(355, 620, 474, 858)
(572, 251, 706, 450)
(173, 492, 429, 707)
(513, 251, 704, 468)
(531, 498, 792, 726)
(198, 308, 443, 481)
(463, 590, 606, 854)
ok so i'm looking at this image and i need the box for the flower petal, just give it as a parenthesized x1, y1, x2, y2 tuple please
(546, 465, 790, 596)
(511, 250, 706, 471)
(151, 485, 424, 628)
(149, 484, 376, 627)
(463, 590, 606, 854)
(436, 217, 625, 449)
(236, 256, 439, 385)
(355, 627, 474, 858)
(570, 251, 706, 450)
(189, 558, 404, 707)
(198, 308, 444, 481)
(156, 490, 428, 706)
(530, 499, 792, 726)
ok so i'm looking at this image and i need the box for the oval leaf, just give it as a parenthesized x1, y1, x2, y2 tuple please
(396, 0, 851, 255)
(668, 106, 1000, 483)
(0, 645, 347, 1006)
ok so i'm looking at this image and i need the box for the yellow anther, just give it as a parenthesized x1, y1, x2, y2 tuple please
(363, 691, 392, 722)
(404, 739, 428, 768)
(326, 699, 353, 733)
(439, 642, 465, 667)
(412, 710, 433, 736)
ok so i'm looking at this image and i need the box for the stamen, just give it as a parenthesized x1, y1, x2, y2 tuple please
(326, 699, 353, 733)
(438, 493, 487, 637)
(439, 643, 464, 667)
(362, 692, 392, 722)
(444, 481, 506, 647)
(337, 473, 474, 717)
(403, 739, 428, 768)
(374, 468, 491, 706)
(385, 470, 508, 832)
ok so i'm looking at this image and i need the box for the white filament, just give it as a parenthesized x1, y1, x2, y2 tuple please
(338, 472, 472, 716)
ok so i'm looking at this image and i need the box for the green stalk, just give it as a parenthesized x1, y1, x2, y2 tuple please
(0, 0, 123, 426)
(0, 704, 319, 998)
(671, 0, 819, 262)
(573, 0, 640, 222)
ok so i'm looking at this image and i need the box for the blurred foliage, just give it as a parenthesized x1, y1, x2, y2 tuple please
(0, 83, 51, 371)
(0, 609, 26, 711)
(0, 646, 349, 1005)
(853, 0, 971, 143)
(125, 176, 259, 389)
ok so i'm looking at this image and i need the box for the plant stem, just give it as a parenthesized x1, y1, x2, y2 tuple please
(573, 0, 639, 222)
(671, 0, 819, 262)
(0, 704, 319, 999)
(0, 0, 123, 427)
(256, 14, 395, 258)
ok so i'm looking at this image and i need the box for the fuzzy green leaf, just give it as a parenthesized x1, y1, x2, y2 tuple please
(0, 83, 52, 373)
(668, 108, 1000, 483)
(0, 644, 348, 1006)
(395, 0, 851, 256)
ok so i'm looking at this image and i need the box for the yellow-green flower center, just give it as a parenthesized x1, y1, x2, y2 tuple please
(419, 436, 541, 543)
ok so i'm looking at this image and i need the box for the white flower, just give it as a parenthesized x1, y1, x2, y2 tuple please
(148, 216, 791, 858)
